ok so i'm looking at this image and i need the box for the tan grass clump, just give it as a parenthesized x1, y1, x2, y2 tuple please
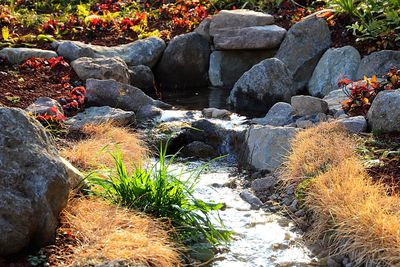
(59, 197, 180, 267)
(283, 122, 355, 185)
(60, 122, 147, 170)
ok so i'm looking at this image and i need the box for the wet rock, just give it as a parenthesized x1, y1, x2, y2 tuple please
(291, 95, 329, 116)
(245, 125, 298, 171)
(57, 37, 165, 67)
(251, 176, 277, 192)
(213, 25, 286, 50)
(367, 89, 400, 133)
(0, 107, 70, 255)
(189, 243, 215, 262)
(71, 57, 130, 84)
(276, 17, 331, 92)
(208, 50, 276, 88)
(26, 97, 64, 116)
(194, 17, 212, 42)
(357, 50, 400, 79)
(327, 257, 342, 267)
(228, 58, 295, 115)
(240, 190, 264, 209)
(85, 79, 169, 120)
(182, 141, 218, 158)
(251, 102, 294, 126)
(202, 107, 230, 119)
(66, 106, 136, 131)
(308, 46, 361, 97)
(209, 9, 274, 36)
(0, 48, 57, 65)
(323, 89, 348, 113)
(155, 32, 210, 89)
(288, 199, 298, 212)
(128, 65, 155, 90)
(337, 115, 367, 133)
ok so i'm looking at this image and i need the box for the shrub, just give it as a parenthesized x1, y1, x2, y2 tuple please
(88, 144, 231, 246)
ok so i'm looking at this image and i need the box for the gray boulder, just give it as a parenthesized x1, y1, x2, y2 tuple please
(202, 108, 230, 119)
(251, 176, 277, 192)
(276, 17, 331, 92)
(0, 48, 57, 65)
(245, 125, 298, 171)
(308, 46, 361, 97)
(228, 58, 295, 115)
(0, 107, 70, 255)
(323, 89, 348, 113)
(209, 9, 274, 36)
(57, 37, 166, 67)
(291, 95, 329, 116)
(357, 50, 400, 79)
(182, 141, 218, 158)
(155, 32, 210, 89)
(66, 106, 136, 131)
(129, 65, 155, 90)
(337, 116, 367, 133)
(251, 102, 294, 126)
(239, 190, 264, 209)
(194, 17, 212, 42)
(213, 25, 286, 50)
(26, 97, 64, 116)
(208, 50, 276, 88)
(71, 57, 130, 84)
(85, 79, 169, 120)
(367, 90, 400, 133)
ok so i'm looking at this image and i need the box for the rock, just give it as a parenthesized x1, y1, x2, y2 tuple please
(239, 190, 264, 209)
(276, 17, 331, 92)
(0, 48, 58, 65)
(66, 106, 136, 130)
(0, 107, 70, 255)
(296, 119, 314, 129)
(59, 157, 85, 190)
(209, 9, 274, 36)
(357, 50, 400, 79)
(316, 113, 328, 123)
(367, 89, 400, 133)
(323, 89, 348, 113)
(213, 25, 286, 50)
(308, 46, 361, 97)
(194, 17, 212, 42)
(208, 50, 276, 88)
(85, 79, 169, 120)
(155, 32, 210, 89)
(26, 97, 64, 116)
(182, 141, 218, 158)
(128, 65, 155, 90)
(327, 258, 342, 267)
(251, 102, 294, 126)
(245, 125, 298, 171)
(251, 176, 277, 192)
(57, 37, 165, 67)
(337, 116, 367, 133)
(228, 58, 295, 115)
(71, 57, 130, 84)
(202, 108, 230, 119)
(291, 95, 329, 116)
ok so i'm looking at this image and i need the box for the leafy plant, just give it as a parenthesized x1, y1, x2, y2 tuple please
(88, 144, 232, 245)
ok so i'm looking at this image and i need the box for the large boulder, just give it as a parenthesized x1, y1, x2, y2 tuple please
(213, 25, 286, 50)
(357, 50, 400, 79)
(155, 32, 210, 89)
(227, 58, 295, 115)
(208, 50, 276, 88)
(0, 107, 70, 255)
(85, 79, 169, 120)
(66, 106, 136, 131)
(308, 46, 361, 97)
(337, 116, 367, 133)
(71, 57, 130, 84)
(291, 95, 329, 116)
(209, 9, 274, 35)
(57, 37, 166, 67)
(276, 17, 331, 92)
(129, 65, 155, 90)
(251, 102, 294, 126)
(245, 125, 298, 171)
(0, 48, 57, 65)
(367, 90, 400, 133)
(322, 89, 348, 113)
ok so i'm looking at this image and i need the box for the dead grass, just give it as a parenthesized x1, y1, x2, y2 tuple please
(283, 122, 400, 266)
(54, 197, 180, 267)
(60, 122, 147, 170)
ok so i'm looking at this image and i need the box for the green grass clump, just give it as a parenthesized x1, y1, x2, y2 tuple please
(88, 144, 231, 246)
